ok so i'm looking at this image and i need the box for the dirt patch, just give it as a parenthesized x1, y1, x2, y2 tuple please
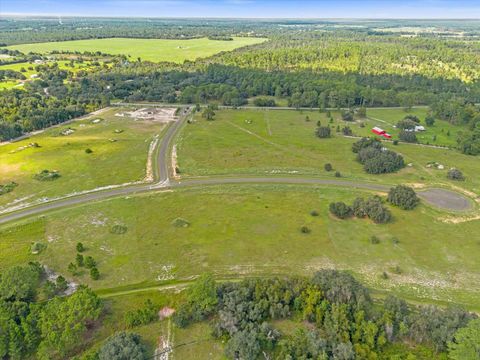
(116, 107, 178, 122)
(440, 214, 480, 224)
(159, 307, 175, 320)
(417, 188, 473, 211)
(145, 135, 160, 182)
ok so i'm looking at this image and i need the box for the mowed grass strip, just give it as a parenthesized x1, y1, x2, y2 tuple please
(177, 109, 480, 194)
(1, 184, 479, 308)
(7, 37, 267, 63)
(0, 108, 165, 208)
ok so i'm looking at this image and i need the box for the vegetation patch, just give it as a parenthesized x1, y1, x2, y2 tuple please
(33, 169, 61, 181)
(0, 181, 18, 196)
(172, 217, 191, 228)
(110, 224, 128, 235)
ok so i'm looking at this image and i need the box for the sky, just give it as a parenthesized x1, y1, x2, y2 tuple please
(1, 0, 480, 19)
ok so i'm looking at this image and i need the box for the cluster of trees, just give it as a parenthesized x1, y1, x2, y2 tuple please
(330, 195, 392, 224)
(0, 263, 103, 359)
(387, 185, 420, 210)
(173, 271, 478, 359)
(352, 137, 405, 174)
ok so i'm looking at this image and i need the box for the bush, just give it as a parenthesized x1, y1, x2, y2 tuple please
(352, 197, 367, 218)
(310, 210, 319, 216)
(33, 169, 60, 181)
(90, 267, 100, 280)
(447, 168, 465, 181)
(315, 126, 331, 138)
(342, 126, 353, 136)
(110, 224, 128, 234)
(352, 196, 392, 224)
(172, 217, 190, 228)
(341, 109, 354, 121)
(399, 130, 417, 143)
(84, 256, 96, 269)
(253, 97, 276, 107)
(388, 185, 419, 210)
(85, 148, 93, 154)
(370, 235, 380, 244)
(425, 115, 435, 126)
(329, 202, 353, 219)
(125, 299, 158, 328)
(334, 171, 341, 177)
(352, 137, 382, 153)
(324, 163, 333, 172)
(404, 114, 420, 123)
(300, 226, 311, 234)
(76, 242, 85, 252)
(76, 253, 84, 267)
(98, 332, 147, 360)
(396, 119, 417, 130)
(0, 181, 18, 196)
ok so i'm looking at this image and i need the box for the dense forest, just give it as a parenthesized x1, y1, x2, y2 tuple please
(1, 263, 479, 359)
(0, 19, 479, 153)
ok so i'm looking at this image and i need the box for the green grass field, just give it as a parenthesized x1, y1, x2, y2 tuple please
(1, 184, 479, 309)
(0, 107, 165, 209)
(7, 37, 267, 63)
(177, 109, 480, 194)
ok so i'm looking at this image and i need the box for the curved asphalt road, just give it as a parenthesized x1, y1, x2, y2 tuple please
(0, 109, 474, 225)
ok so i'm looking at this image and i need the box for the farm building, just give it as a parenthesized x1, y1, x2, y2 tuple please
(371, 127, 392, 139)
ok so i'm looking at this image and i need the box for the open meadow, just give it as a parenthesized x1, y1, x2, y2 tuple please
(0, 107, 166, 210)
(1, 183, 479, 309)
(177, 108, 480, 194)
(7, 37, 267, 63)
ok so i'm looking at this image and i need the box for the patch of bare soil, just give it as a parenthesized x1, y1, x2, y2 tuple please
(159, 307, 175, 320)
(145, 135, 159, 182)
(116, 107, 178, 122)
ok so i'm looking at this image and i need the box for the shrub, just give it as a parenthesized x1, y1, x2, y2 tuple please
(110, 224, 128, 234)
(342, 126, 353, 136)
(76, 242, 85, 252)
(172, 217, 190, 228)
(341, 109, 354, 121)
(31, 242, 46, 254)
(352, 197, 367, 218)
(352, 137, 382, 153)
(310, 210, 319, 216)
(371, 235, 380, 244)
(324, 163, 333, 172)
(393, 140, 399, 145)
(334, 171, 341, 178)
(125, 299, 158, 328)
(85, 148, 93, 154)
(396, 119, 417, 130)
(253, 97, 276, 107)
(315, 126, 331, 138)
(425, 115, 435, 126)
(0, 181, 18, 196)
(67, 262, 78, 275)
(76, 253, 84, 267)
(33, 169, 60, 181)
(90, 267, 100, 280)
(404, 114, 420, 123)
(84, 256, 96, 269)
(447, 168, 465, 181)
(399, 130, 417, 143)
(300, 226, 311, 234)
(98, 332, 147, 360)
(363, 196, 392, 224)
(388, 185, 419, 210)
(329, 202, 353, 219)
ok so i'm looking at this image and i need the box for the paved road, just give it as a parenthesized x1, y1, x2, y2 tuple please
(0, 105, 474, 225)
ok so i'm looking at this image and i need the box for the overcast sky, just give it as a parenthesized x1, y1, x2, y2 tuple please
(2, 0, 480, 19)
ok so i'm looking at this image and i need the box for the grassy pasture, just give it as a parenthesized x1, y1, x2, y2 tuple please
(0, 108, 165, 208)
(7, 37, 267, 63)
(1, 184, 479, 309)
(177, 109, 480, 194)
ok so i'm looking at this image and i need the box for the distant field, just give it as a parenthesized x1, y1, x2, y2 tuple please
(0, 107, 165, 209)
(7, 37, 267, 63)
(1, 184, 479, 309)
(177, 109, 480, 194)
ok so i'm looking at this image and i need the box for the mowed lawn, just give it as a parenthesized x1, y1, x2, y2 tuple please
(0, 108, 165, 209)
(7, 37, 267, 63)
(1, 184, 480, 309)
(177, 109, 480, 194)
